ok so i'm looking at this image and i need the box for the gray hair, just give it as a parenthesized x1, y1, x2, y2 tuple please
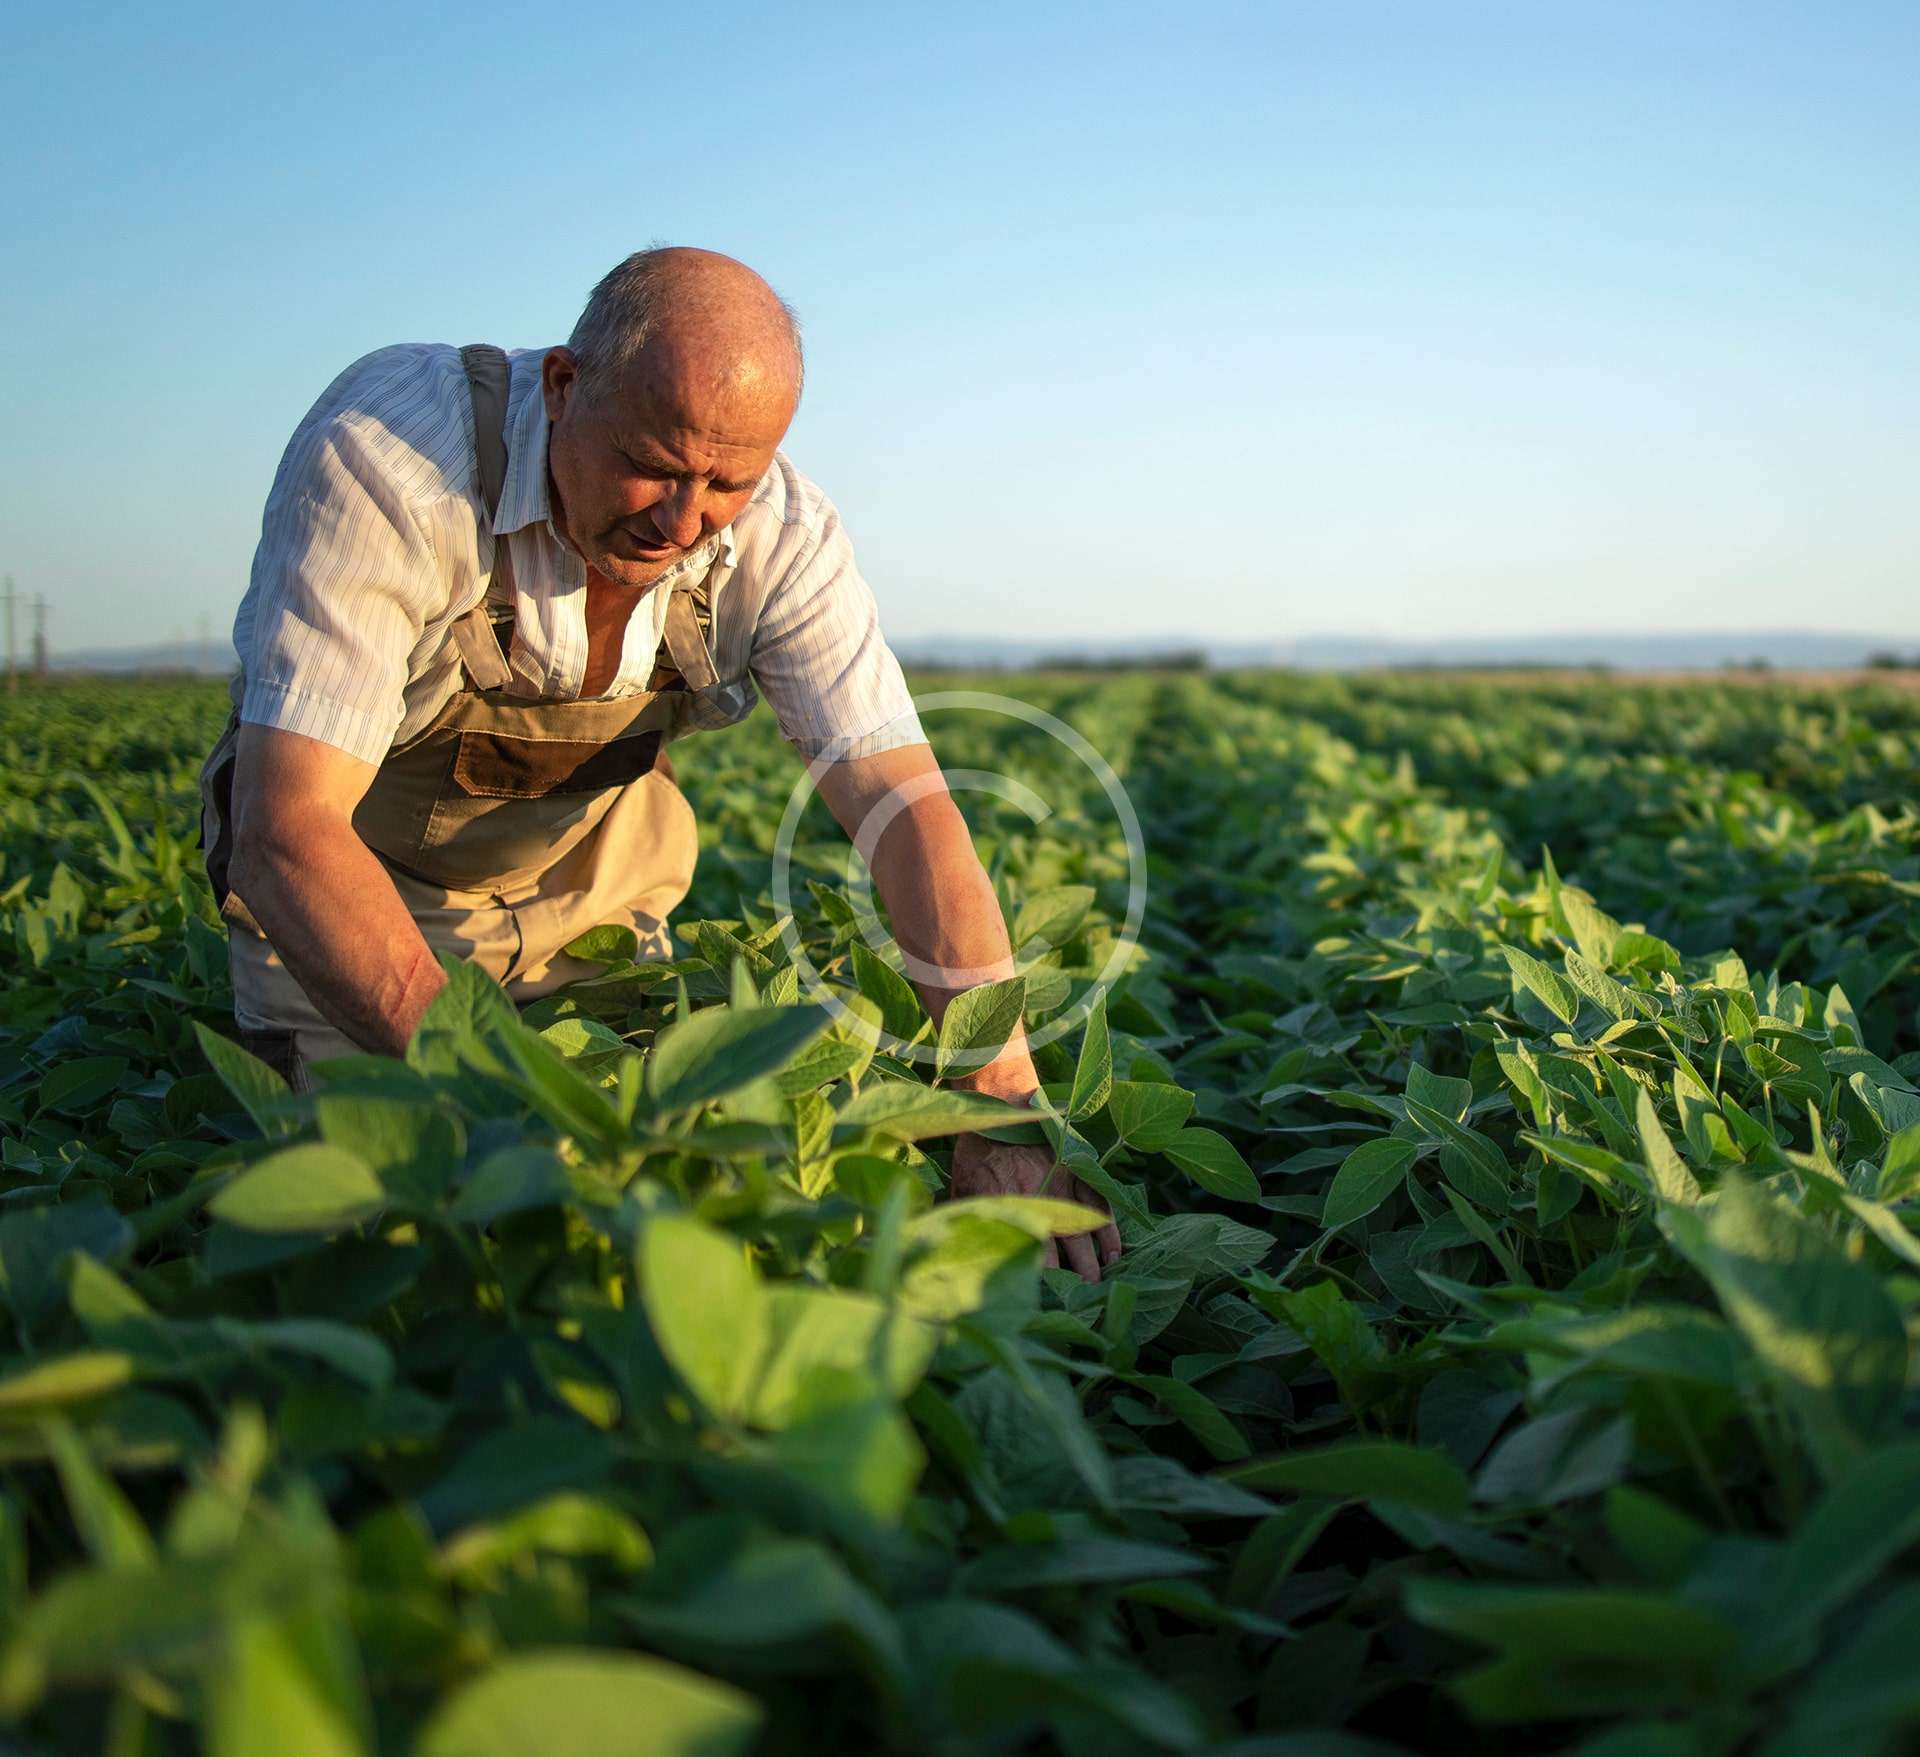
(566, 248, 804, 403)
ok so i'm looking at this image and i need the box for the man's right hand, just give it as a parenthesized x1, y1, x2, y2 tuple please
(227, 724, 445, 1056)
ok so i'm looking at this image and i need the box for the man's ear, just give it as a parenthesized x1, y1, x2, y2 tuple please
(542, 347, 581, 425)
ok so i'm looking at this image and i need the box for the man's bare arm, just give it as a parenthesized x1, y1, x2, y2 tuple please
(226, 724, 447, 1056)
(811, 743, 1037, 1095)
(811, 742, 1123, 1280)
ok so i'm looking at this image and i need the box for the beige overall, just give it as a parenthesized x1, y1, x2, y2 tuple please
(200, 345, 709, 1085)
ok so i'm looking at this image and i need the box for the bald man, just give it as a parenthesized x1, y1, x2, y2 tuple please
(198, 247, 1123, 1279)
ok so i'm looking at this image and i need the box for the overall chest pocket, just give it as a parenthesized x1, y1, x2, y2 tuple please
(450, 726, 663, 800)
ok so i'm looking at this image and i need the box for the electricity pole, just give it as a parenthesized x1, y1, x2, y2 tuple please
(32, 596, 48, 677)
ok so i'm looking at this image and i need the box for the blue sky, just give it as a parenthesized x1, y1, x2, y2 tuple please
(2, 1, 1915, 654)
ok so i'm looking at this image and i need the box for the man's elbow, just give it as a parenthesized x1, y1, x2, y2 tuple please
(228, 800, 355, 911)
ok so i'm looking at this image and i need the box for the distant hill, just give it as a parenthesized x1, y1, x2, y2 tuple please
(52, 639, 237, 676)
(896, 629, 1915, 672)
(41, 627, 1916, 678)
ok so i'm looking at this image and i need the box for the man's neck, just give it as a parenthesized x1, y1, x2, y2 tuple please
(544, 460, 578, 560)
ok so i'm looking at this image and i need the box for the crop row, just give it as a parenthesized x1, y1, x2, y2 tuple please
(0, 673, 1916, 1755)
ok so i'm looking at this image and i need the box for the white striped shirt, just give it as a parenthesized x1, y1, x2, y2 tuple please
(232, 342, 927, 765)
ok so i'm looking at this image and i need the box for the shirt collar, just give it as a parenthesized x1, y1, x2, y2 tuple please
(492, 346, 738, 571)
(493, 349, 555, 538)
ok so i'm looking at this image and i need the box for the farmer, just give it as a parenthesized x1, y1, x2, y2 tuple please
(198, 247, 1121, 1279)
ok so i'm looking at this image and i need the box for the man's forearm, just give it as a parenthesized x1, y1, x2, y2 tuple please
(868, 803, 1041, 1099)
(229, 824, 447, 1057)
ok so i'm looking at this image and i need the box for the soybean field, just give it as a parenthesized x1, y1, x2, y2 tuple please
(2, 668, 1919, 1757)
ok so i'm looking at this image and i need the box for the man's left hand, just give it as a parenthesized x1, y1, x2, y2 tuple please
(949, 1129, 1125, 1283)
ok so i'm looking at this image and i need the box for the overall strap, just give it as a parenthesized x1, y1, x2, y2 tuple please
(662, 585, 719, 690)
(451, 344, 516, 692)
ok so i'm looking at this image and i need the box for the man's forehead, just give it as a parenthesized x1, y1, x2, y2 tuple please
(615, 411, 781, 463)
(608, 332, 795, 431)
(608, 370, 791, 461)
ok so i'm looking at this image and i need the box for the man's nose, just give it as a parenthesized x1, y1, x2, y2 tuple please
(654, 482, 705, 549)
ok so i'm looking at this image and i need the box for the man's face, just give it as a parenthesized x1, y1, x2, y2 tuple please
(541, 345, 792, 590)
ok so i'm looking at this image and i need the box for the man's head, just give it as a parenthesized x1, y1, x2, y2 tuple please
(542, 248, 803, 590)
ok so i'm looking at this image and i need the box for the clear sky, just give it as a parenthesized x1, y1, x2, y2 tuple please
(2, 1, 1915, 655)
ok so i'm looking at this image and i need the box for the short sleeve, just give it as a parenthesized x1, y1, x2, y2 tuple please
(233, 356, 450, 764)
(743, 485, 927, 763)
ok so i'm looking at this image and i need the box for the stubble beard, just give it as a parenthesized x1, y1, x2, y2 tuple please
(549, 464, 680, 590)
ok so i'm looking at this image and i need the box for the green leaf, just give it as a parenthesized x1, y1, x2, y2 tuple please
(898, 1598, 1206, 1749)
(1499, 944, 1581, 1027)
(1755, 1440, 1920, 1662)
(612, 1536, 906, 1688)
(1226, 1441, 1470, 1515)
(1068, 994, 1113, 1120)
(747, 1287, 936, 1427)
(1605, 1487, 1709, 1586)
(897, 1213, 1043, 1326)
(1565, 951, 1648, 1023)
(647, 1003, 832, 1113)
(1012, 885, 1095, 953)
(315, 1096, 463, 1212)
(242, 1320, 394, 1390)
(1471, 842, 1505, 907)
(1483, 1306, 1741, 1390)
(1107, 1081, 1195, 1151)
(922, 1196, 1109, 1240)
(1613, 930, 1682, 974)
(408, 956, 521, 1073)
(44, 1420, 155, 1569)
(3, 1539, 329, 1695)
(500, 1023, 625, 1149)
(1662, 1178, 1908, 1473)
(1441, 1183, 1528, 1283)
(637, 1215, 767, 1425)
(448, 1147, 571, 1226)
(206, 1609, 371, 1757)
(1264, 1281, 1386, 1414)
(37, 1057, 130, 1115)
(1762, 1582, 1920, 1757)
(208, 1146, 385, 1236)
(1163, 1128, 1260, 1202)
(1634, 1088, 1701, 1206)
(1878, 1124, 1920, 1203)
(562, 923, 639, 964)
(832, 1083, 1032, 1144)
(1404, 1580, 1737, 1720)
(439, 1494, 651, 1582)
(935, 977, 1028, 1082)
(192, 1023, 298, 1139)
(417, 1421, 613, 1535)
(1406, 1063, 1472, 1123)
(0, 1351, 135, 1417)
(1123, 1374, 1251, 1461)
(771, 1034, 865, 1097)
(1559, 890, 1623, 963)
(1321, 1138, 1417, 1231)
(849, 943, 924, 1044)
(962, 1535, 1210, 1591)
(0, 1200, 135, 1331)
(1403, 1097, 1512, 1214)
(416, 1650, 760, 1757)
(764, 1382, 924, 1521)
